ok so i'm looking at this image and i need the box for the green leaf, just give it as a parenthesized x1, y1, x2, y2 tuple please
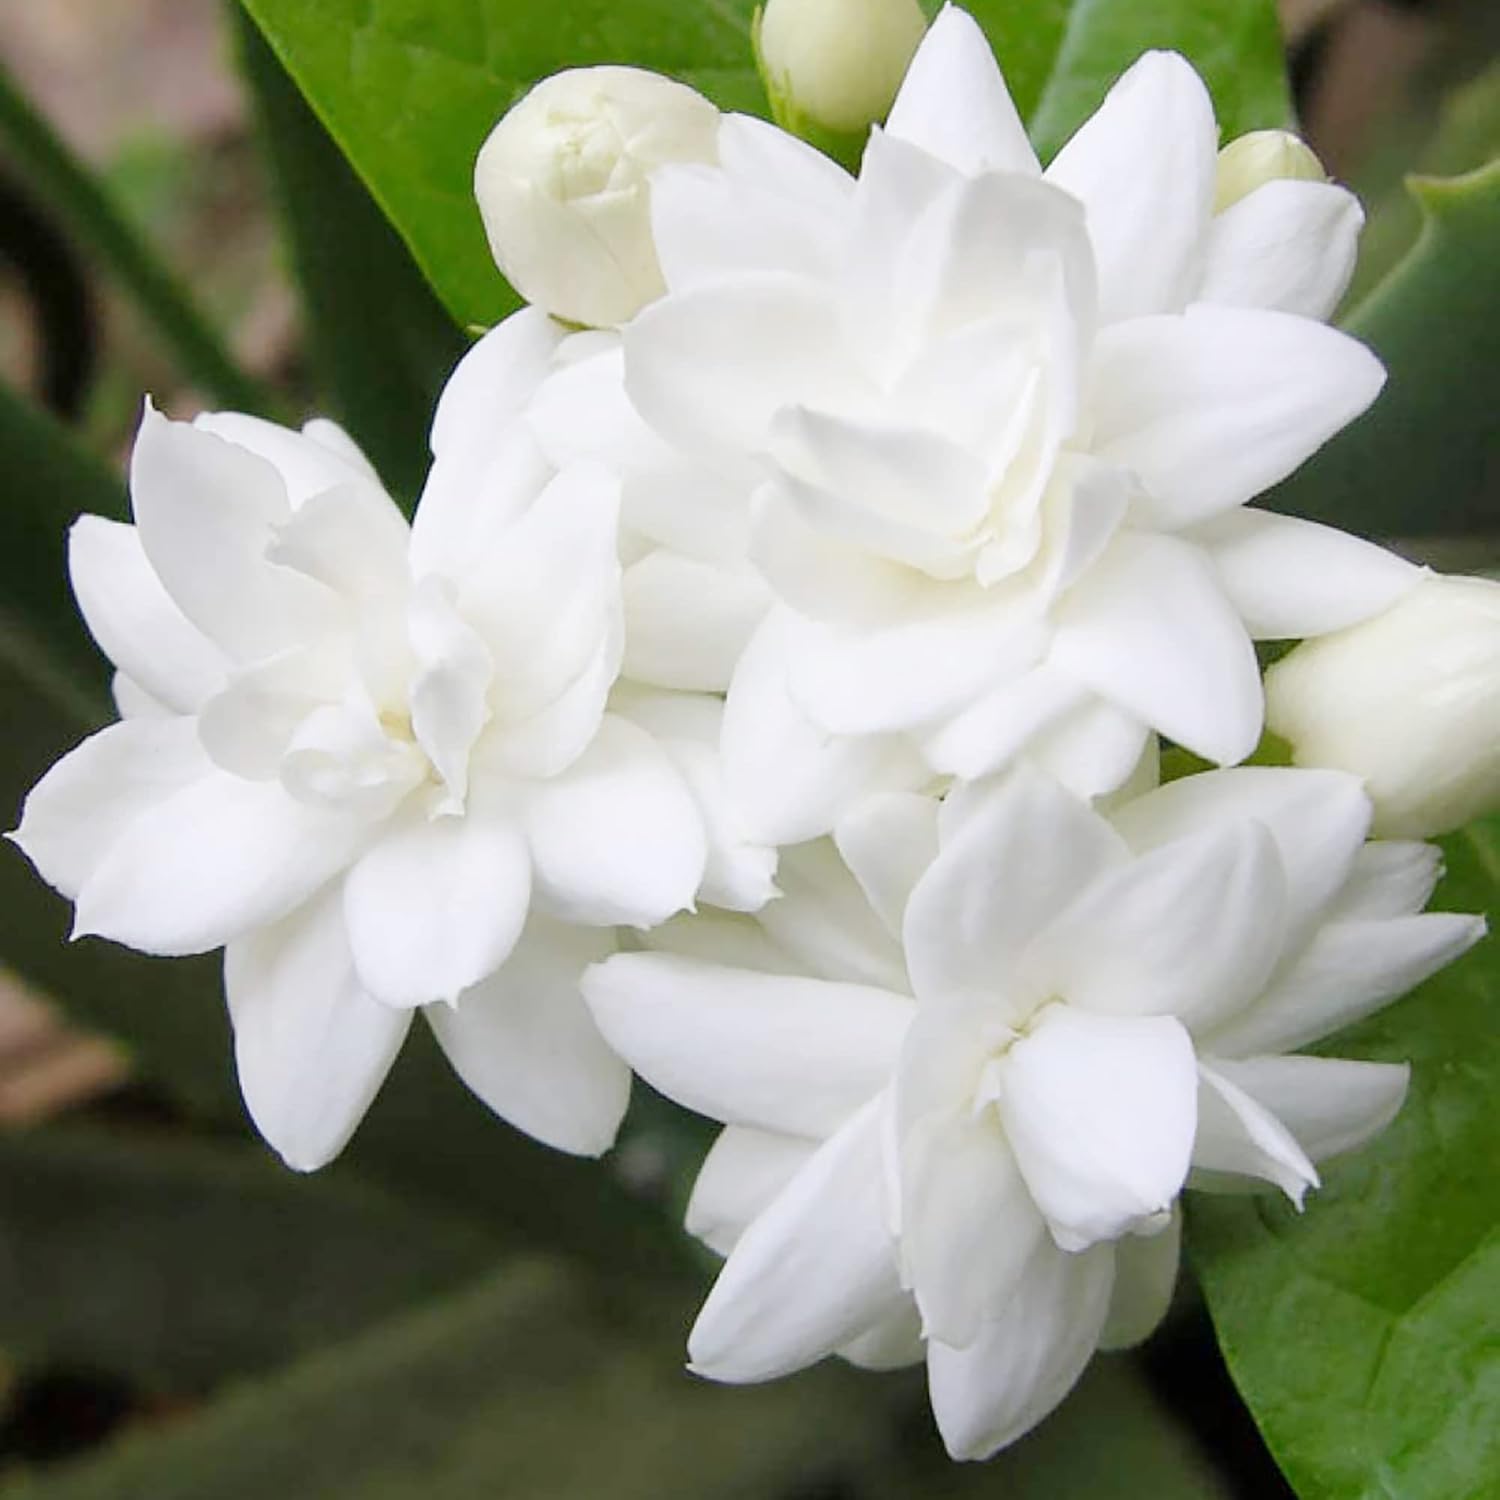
(1270, 158, 1500, 539)
(0, 385, 124, 716)
(0, 1129, 494, 1390)
(0, 63, 273, 417)
(1190, 816, 1500, 1500)
(0, 1263, 891, 1500)
(233, 10, 468, 504)
(240, 0, 1288, 332)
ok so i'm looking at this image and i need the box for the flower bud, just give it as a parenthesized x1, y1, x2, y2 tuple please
(1266, 575, 1500, 838)
(474, 67, 720, 327)
(1214, 129, 1328, 213)
(757, 0, 927, 135)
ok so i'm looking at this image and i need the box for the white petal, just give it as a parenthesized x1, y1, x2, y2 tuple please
(688, 1097, 904, 1382)
(68, 517, 224, 713)
(718, 111, 857, 208)
(1088, 306, 1386, 527)
(1045, 52, 1216, 324)
(833, 791, 940, 937)
(770, 405, 990, 544)
(72, 771, 367, 956)
(1028, 696, 1151, 800)
(224, 886, 410, 1171)
(621, 550, 768, 692)
(1209, 1054, 1409, 1165)
(903, 763, 1127, 1009)
(1193, 1061, 1319, 1205)
(429, 309, 565, 459)
(1030, 821, 1286, 1034)
(407, 577, 493, 812)
(926, 1239, 1114, 1460)
(609, 687, 778, 913)
(722, 613, 928, 845)
(685, 1125, 817, 1256)
(266, 481, 410, 607)
(1201, 179, 1363, 320)
(193, 411, 376, 508)
(342, 810, 531, 1007)
(651, 159, 842, 292)
(839, 1302, 924, 1370)
(918, 668, 1086, 782)
(1330, 841, 1443, 921)
(425, 917, 627, 1155)
(900, 1106, 1046, 1346)
(749, 480, 928, 627)
(784, 603, 1045, 737)
(997, 1005, 1197, 1251)
(458, 462, 623, 720)
(301, 417, 381, 480)
(130, 403, 338, 659)
(1190, 509, 1417, 640)
(1099, 1210, 1181, 1351)
(623, 273, 849, 463)
(761, 838, 908, 990)
(584, 952, 913, 1137)
(11, 717, 209, 900)
(1109, 765, 1373, 951)
(521, 714, 705, 926)
(884, 5, 1038, 176)
(412, 422, 554, 582)
(1205, 912, 1485, 1057)
(1049, 530, 1263, 766)
(645, 910, 793, 973)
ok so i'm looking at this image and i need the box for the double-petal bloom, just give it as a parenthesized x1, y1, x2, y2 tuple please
(14, 399, 712, 1168)
(585, 764, 1483, 1457)
(537, 5, 1419, 841)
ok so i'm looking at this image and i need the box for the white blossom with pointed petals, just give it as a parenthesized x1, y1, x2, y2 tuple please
(583, 763, 1483, 1459)
(14, 396, 711, 1170)
(501, 5, 1410, 843)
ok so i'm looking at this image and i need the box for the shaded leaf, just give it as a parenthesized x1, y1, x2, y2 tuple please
(234, 10, 468, 505)
(1191, 816, 1500, 1500)
(0, 1128, 494, 1390)
(1270, 158, 1500, 538)
(0, 1263, 888, 1500)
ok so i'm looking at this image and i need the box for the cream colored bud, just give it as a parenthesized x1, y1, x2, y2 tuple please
(474, 67, 720, 327)
(1267, 575, 1500, 838)
(1214, 129, 1327, 213)
(758, 0, 927, 135)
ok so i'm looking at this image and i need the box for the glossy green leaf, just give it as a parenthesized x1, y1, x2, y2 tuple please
(0, 1263, 889, 1500)
(234, 11, 468, 504)
(1270, 157, 1500, 539)
(239, 0, 1288, 330)
(0, 64, 272, 417)
(0, 1129, 494, 1390)
(1191, 816, 1500, 1500)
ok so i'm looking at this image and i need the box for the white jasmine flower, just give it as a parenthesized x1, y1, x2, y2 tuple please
(591, 4, 1409, 842)
(13, 394, 709, 1169)
(1268, 573, 1500, 837)
(584, 764, 1483, 1458)
(475, 66, 721, 327)
(757, 0, 928, 134)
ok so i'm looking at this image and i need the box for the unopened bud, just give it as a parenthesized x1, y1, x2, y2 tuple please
(475, 67, 720, 327)
(1267, 575, 1500, 838)
(1214, 129, 1327, 213)
(757, 0, 927, 135)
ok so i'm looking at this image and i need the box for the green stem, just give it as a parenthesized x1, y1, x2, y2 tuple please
(0, 63, 277, 417)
